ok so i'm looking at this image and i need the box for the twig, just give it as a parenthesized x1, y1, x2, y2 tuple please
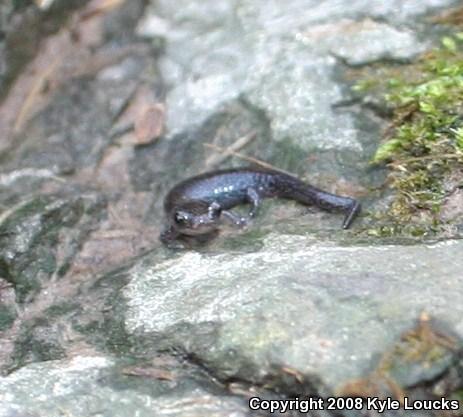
(203, 143, 295, 176)
(13, 57, 62, 134)
(79, 0, 125, 21)
(387, 153, 463, 167)
(205, 130, 257, 167)
(109, 122, 135, 139)
(383, 103, 418, 139)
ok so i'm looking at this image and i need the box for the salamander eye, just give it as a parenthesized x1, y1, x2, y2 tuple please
(174, 211, 189, 225)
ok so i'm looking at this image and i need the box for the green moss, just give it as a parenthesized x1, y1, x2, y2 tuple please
(8, 320, 66, 372)
(44, 302, 80, 319)
(357, 35, 463, 236)
(451, 389, 463, 402)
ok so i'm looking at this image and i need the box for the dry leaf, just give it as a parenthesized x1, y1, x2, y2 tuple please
(134, 103, 165, 145)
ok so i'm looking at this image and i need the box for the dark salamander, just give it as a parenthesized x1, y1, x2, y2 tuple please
(160, 167, 361, 246)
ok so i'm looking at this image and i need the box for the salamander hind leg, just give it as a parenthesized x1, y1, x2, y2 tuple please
(221, 210, 249, 228)
(246, 187, 262, 218)
(208, 201, 222, 219)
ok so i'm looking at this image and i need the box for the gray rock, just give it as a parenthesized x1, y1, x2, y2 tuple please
(6, 80, 117, 174)
(147, 0, 457, 150)
(306, 19, 426, 66)
(124, 235, 463, 391)
(0, 356, 251, 417)
(1, 0, 463, 416)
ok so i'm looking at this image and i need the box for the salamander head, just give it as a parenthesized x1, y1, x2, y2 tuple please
(169, 200, 221, 236)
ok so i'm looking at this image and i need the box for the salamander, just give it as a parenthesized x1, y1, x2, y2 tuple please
(160, 167, 361, 246)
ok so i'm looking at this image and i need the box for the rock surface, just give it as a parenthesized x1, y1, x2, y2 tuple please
(151, 0, 451, 150)
(124, 236, 463, 390)
(0, 0, 462, 416)
(0, 355, 253, 417)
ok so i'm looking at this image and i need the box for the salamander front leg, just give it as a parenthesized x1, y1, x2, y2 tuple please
(221, 210, 249, 228)
(160, 225, 184, 248)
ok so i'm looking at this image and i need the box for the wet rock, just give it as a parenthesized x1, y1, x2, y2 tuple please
(0, 355, 253, 417)
(123, 236, 463, 393)
(11, 316, 67, 369)
(0, 194, 105, 302)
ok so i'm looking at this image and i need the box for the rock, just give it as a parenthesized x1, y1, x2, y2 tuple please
(149, 0, 456, 150)
(123, 235, 463, 392)
(0, 0, 90, 96)
(5, 80, 118, 174)
(1, 0, 463, 416)
(0, 355, 252, 417)
(0, 278, 16, 331)
(304, 19, 426, 66)
(0, 194, 105, 302)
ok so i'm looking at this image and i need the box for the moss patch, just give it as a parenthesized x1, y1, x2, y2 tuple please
(355, 34, 463, 237)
